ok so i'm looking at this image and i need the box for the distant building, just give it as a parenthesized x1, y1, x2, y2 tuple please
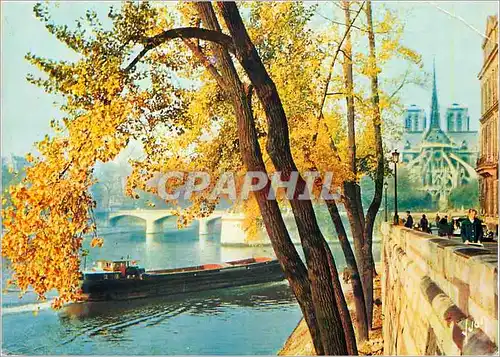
(399, 63, 478, 209)
(404, 104, 427, 133)
(446, 104, 470, 132)
(477, 15, 498, 230)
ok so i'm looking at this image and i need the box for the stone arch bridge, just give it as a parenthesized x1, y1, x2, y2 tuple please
(105, 209, 321, 245)
(108, 209, 226, 235)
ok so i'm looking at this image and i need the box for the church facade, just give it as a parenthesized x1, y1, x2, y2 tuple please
(399, 66, 479, 209)
(476, 15, 498, 230)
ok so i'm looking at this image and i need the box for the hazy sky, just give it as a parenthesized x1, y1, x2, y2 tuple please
(1, 1, 498, 157)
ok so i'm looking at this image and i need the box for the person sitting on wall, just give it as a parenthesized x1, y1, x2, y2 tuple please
(404, 211, 414, 229)
(461, 209, 484, 245)
(435, 214, 441, 228)
(420, 214, 430, 233)
(438, 215, 449, 237)
(446, 216, 454, 239)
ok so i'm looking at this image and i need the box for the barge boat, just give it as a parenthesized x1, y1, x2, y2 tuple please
(82, 257, 284, 302)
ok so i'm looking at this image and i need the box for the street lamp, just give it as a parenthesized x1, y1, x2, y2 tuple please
(82, 249, 89, 271)
(391, 149, 400, 225)
(384, 181, 389, 222)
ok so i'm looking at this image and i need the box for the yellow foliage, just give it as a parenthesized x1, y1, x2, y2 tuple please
(90, 237, 104, 248)
(2, 1, 421, 308)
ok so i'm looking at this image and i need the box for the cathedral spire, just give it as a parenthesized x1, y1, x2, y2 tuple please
(429, 59, 441, 129)
(423, 59, 451, 144)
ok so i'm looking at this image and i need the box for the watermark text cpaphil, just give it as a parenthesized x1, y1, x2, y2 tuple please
(147, 171, 341, 201)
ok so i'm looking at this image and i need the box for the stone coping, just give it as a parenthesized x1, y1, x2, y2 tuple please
(381, 222, 498, 351)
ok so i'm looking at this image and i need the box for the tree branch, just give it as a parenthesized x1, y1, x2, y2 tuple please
(327, 92, 369, 107)
(124, 27, 235, 72)
(313, 9, 391, 35)
(182, 39, 227, 90)
(313, 1, 365, 163)
(389, 66, 410, 100)
(317, 1, 366, 119)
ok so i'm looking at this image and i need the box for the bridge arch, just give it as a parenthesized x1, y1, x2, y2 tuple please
(109, 214, 146, 228)
(198, 216, 222, 235)
(153, 215, 181, 230)
(107, 209, 227, 235)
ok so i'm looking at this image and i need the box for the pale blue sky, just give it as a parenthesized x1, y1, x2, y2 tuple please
(1, 1, 498, 156)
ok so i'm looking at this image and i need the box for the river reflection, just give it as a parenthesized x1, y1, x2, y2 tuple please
(57, 282, 296, 348)
(64, 281, 295, 319)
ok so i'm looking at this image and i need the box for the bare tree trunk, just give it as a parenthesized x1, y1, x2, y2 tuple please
(340, 0, 377, 332)
(341, 0, 366, 282)
(343, 184, 365, 263)
(193, 3, 325, 354)
(362, 0, 385, 327)
(326, 199, 368, 343)
(342, 1, 356, 179)
(341, 0, 364, 259)
(216, 2, 352, 354)
(313, 0, 371, 343)
(323, 238, 358, 354)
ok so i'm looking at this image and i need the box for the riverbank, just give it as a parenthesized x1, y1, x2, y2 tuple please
(279, 273, 383, 356)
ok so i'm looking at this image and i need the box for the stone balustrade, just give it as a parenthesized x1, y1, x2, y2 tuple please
(381, 223, 498, 355)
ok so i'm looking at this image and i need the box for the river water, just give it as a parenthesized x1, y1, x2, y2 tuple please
(2, 222, 381, 355)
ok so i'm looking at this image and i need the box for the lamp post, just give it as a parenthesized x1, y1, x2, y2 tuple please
(384, 181, 388, 222)
(392, 149, 400, 225)
(82, 249, 89, 271)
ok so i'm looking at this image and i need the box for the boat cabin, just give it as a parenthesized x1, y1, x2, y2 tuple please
(84, 259, 144, 281)
(94, 259, 134, 272)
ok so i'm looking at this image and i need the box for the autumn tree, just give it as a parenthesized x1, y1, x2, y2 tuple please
(2, 156, 29, 207)
(310, 0, 422, 335)
(1, 1, 421, 354)
(1, 2, 348, 354)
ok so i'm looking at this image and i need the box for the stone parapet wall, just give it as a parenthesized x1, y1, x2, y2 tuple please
(381, 223, 498, 355)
